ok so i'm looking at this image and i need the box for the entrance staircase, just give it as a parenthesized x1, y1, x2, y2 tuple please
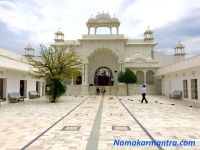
(89, 84, 158, 95)
(89, 86, 118, 95)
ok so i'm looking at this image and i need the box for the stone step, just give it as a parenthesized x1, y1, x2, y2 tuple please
(89, 86, 118, 95)
(65, 85, 158, 95)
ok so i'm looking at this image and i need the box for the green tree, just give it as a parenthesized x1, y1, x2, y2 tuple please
(117, 68, 137, 95)
(27, 43, 82, 102)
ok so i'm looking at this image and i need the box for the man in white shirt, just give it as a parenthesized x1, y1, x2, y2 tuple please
(140, 85, 148, 103)
(111, 77, 114, 86)
(96, 85, 100, 94)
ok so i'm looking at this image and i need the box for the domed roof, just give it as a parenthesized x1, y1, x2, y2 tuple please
(144, 26, 153, 34)
(88, 15, 96, 22)
(86, 12, 120, 28)
(146, 56, 153, 62)
(124, 56, 132, 62)
(95, 11, 111, 19)
(55, 28, 64, 35)
(25, 43, 34, 50)
(131, 54, 142, 59)
(111, 14, 119, 22)
(174, 42, 185, 49)
(131, 54, 147, 62)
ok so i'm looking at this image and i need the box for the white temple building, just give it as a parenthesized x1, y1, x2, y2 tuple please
(0, 12, 199, 102)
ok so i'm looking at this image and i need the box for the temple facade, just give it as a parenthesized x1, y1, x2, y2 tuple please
(0, 12, 199, 102)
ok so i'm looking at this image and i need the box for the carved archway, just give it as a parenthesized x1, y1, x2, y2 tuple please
(94, 66, 113, 86)
(88, 48, 119, 86)
(136, 70, 144, 84)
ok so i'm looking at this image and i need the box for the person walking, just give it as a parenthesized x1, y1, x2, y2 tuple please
(96, 85, 100, 94)
(111, 77, 114, 86)
(140, 85, 148, 103)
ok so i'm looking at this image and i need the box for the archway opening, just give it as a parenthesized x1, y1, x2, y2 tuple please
(96, 27, 110, 34)
(146, 70, 154, 84)
(94, 66, 113, 86)
(136, 70, 144, 84)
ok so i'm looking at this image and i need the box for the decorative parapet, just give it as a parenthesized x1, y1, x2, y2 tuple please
(156, 54, 200, 76)
(82, 34, 124, 40)
(124, 62, 159, 68)
(126, 39, 158, 45)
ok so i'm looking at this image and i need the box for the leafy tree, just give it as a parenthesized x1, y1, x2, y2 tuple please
(27, 43, 82, 102)
(117, 68, 137, 95)
(118, 71, 124, 83)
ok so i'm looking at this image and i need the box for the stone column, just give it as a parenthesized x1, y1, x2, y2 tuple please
(117, 27, 119, 34)
(95, 28, 97, 35)
(144, 71, 146, 85)
(80, 63, 89, 95)
(110, 27, 112, 34)
(88, 27, 90, 35)
(82, 63, 88, 85)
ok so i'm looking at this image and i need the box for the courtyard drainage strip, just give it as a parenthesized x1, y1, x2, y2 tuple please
(115, 95, 163, 150)
(21, 95, 91, 150)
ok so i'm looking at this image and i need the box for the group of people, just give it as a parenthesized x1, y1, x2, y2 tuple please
(96, 85, 106, 94)
(95, 75, 114, 86)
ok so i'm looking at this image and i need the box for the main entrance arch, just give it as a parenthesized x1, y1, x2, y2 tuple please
(87, 48, 119, 86)
(94, 66, 113, 86)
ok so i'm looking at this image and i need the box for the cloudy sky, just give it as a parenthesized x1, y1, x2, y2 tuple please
(0, 0, 200, 58)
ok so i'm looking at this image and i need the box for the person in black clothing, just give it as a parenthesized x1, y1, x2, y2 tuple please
(140, 85, 148, 103)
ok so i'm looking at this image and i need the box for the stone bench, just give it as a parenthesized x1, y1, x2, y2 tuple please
(29, 91, 40, 99)
(9, 93, 26, 103)
(170, 90, 182, 99)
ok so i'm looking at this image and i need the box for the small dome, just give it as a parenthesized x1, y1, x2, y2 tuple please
(124, 57, 132, 62)
(95, 12, 111, 19)
(25, 43, 34, 50)
(55, 28, 64, 35)
(111, 14, 119, 22)
(88, 15, 96, 22)
(146, 56, 153, 62)
(174, 42, 185, 49)
(144, 26, 153, 34)
(111, 17, 119, 22)
(131, 54, 142, 59)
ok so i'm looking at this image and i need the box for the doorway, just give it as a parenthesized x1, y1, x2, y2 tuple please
(0, 79, 3, 99)
(94, 66, 113, 86)
(169, 81, 171, 95)
(20, 80, 24, 96)
(191, 79, 198, 99)
(36, 81, 41, 95)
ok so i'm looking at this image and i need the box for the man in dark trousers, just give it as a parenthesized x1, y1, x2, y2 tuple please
(140, 85, 148, 103)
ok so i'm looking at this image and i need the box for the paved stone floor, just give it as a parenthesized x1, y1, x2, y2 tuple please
(0, 95, 200, 150)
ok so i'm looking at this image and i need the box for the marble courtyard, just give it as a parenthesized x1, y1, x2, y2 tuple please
(0, 95, 200, 150)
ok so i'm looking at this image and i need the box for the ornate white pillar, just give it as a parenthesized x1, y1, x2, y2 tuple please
(80, 63, 89, 95)
(82, 63, 88, 85)
(88, 27, 90, 35)
(110, 27, 112, 34)
(144, 70, 146, 85)
(95, 28, 97, 35)
(117, 27, 119, 34)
